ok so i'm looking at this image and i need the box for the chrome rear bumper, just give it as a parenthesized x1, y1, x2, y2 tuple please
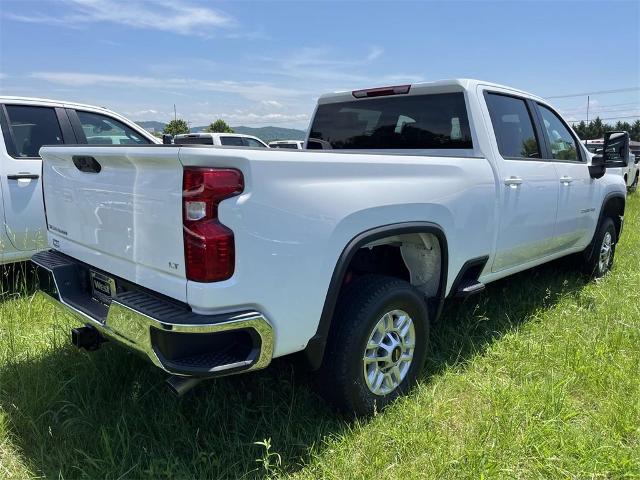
(32, 250, 273, 378)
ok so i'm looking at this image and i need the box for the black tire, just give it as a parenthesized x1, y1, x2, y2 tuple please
(316, 275, 430, 416)
(583, 217, 617, 278)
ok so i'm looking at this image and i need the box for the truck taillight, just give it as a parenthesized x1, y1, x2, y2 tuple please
(182, 167, 244, 282)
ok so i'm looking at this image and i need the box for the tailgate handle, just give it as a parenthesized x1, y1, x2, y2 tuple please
(8, 173, 39, 180)
(72, 155, 102, 174)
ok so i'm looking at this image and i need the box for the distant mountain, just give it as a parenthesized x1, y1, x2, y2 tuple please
(135, 121, 307, 143)
(135, 121, 166, 133)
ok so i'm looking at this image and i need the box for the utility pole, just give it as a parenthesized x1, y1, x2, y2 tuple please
(174, 104, 177, 122)
(586, 95, 590, 123)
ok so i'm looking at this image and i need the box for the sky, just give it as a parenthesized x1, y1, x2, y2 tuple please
(0, 0, 638, 130)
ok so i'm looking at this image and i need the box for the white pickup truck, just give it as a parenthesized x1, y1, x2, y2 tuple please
(33, 79, 628, 416)
(0, 96, 159, 264)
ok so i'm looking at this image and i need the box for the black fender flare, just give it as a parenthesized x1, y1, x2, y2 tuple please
(585, 192, 626, 261)
(303, 221, 448, 370)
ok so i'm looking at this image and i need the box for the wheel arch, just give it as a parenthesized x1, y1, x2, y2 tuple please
(303, 221, 448, 370)
(586, 192, 625, 262)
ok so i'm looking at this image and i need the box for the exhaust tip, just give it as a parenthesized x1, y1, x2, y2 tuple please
(166, 375, 203, 397)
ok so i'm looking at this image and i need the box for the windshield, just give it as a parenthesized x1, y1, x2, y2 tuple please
(308, 93, 473, 150)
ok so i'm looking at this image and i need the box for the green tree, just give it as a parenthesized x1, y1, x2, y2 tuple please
(164, 119, 189, 136)
(573, 120, 587, 139)
(204, 119, 234, 133)
(630, 120, 640, 142)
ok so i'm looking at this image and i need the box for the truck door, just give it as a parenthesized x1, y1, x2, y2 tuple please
(534, 103, 599, 251)
(483, 91, 559, 272)
(0, 104, 75, 251)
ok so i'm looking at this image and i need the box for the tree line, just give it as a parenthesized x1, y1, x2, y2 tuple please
(162, 119, 234, 136)
(160, 116, 640, 142)
(572, 118, 640, 142)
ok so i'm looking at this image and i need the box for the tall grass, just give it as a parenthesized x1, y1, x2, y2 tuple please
(1, 195, 639, 479)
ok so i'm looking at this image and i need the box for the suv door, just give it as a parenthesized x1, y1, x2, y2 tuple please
(535, 103, 599, 251)
(0, 104, 75, 251)
(483, 91, 559, 272)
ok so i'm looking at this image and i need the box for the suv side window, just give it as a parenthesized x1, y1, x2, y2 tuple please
(220, 136, 244, 146)
(76, 111, 150, 145)
(245, 137, 266, 148)
(485, 93, 540, 159)
(537, 104, 580, 162)
(3, 105, 64, 158)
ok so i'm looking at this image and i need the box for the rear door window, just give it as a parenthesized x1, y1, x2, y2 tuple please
(220, 136, 245, 146)
(308, 93, 473, 149)
(3, 105, 64, 158)
(75, 111, 150, 145)
(485, 93, 540, 159)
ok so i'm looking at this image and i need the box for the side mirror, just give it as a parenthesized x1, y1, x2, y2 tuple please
(162, 134, 173, 145)
(589, 154, 606, 179)
(602, 131, 629, 168)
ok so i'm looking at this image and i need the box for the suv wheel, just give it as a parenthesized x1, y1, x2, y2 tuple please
(316, 275, 429, 416)
(584, 217, 617, 278)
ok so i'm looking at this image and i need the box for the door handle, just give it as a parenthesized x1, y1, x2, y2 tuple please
(504, 176, 523, 188)
(7, 173, 39, 180)
(560, 176, 573, 185)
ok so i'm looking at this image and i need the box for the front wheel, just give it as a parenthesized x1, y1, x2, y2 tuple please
(316, 275, 430, 416)
(584, 217, 617, 278)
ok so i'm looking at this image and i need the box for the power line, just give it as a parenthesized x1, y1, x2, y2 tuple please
(571, 115, 640, 122)
(546, 87, 640, 99)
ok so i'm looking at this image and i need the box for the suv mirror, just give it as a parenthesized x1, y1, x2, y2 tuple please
(162, 134, 173, 145)
(602, 131, 629, 168)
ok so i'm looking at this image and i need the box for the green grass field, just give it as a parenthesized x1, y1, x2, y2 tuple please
(1, 195, 639, 479)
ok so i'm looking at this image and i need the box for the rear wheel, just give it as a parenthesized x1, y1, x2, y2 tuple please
(584, 217, 617, 278)
(316, 275, 430, 416)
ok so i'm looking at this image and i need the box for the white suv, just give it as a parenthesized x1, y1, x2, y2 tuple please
(0, 96, 159, 264)
(174, 132, 269, 148)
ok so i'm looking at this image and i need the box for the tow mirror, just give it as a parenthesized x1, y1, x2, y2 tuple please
(162, 134, 173, 145)
(602, 131, 629, 168)
(589, 154, 606, 179)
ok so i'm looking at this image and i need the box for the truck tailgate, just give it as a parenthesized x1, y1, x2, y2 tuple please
(39, 146, 187, 301)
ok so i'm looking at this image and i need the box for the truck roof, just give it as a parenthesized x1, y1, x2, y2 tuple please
(0, 95, 121, 113)
(317, 78, 546, 105)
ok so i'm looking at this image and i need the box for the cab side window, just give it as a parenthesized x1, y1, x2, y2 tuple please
(537, 105, 580, 161)
(4, 105, 64, 158)
(485, 93, 540, 159)
(76, 111, 150, 145)
(220, 136, 244, 146)
(245, 137, 267, 148)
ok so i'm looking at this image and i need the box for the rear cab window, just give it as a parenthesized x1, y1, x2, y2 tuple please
(308, 92, 473, 150)
(1, 105, 64, 158)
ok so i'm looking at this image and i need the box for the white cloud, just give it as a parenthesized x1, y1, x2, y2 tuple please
(5, 0, 232, 36)
(188, 110, 309, 126)
(30, 72, 308, 101)
(366, 47, 384, 61)
(261, 100, 283, 108)
(255, 47, 422, 88)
